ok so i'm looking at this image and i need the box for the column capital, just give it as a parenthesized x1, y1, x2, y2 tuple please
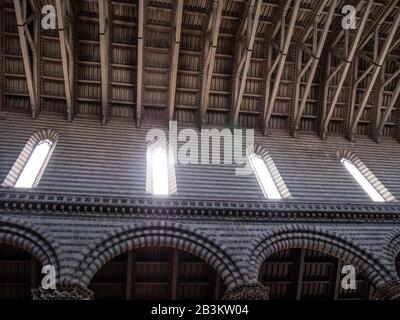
(32, 283, 93, 300)
(374, 280, 400, 300)
(222, 283, 270, 300)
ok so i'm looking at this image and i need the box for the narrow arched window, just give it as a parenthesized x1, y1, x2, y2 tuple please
(337, 149, 395, 202)
(151, 147, 170, 195)
(2, 130, 59, 189)
(146, 137, 177, 196)
(249, 153, 282, 199)
(341, 158, 384, 202)
(15, 140, 53, 188)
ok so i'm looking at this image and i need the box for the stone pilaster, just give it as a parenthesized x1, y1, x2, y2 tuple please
(373, 280, 400, 300)
(222, 283, 270, 300)
(32, 283, 93, 300)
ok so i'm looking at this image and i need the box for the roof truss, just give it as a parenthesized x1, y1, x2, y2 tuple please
(263, 0, 300, 134)
(13, 0, 39, 118)
(55, 0, 75, 121)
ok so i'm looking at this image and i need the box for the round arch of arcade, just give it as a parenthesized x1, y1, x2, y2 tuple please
(382, 228, 400, 279)
(72, 221, 243, 289)
(0, 216, 61, 276)
(246, 225, 394, 289)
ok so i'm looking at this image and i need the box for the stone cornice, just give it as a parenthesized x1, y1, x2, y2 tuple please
(1, 190, 400, 222)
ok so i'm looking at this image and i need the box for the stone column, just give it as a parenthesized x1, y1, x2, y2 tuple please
(222, 283, 270, 300)
(32, 283, 93, 300)
(374, 280, 400, 300)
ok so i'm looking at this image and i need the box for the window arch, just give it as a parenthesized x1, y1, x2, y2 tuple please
(247, 145, 291, 200)
(337, 149, 395, 202)
(2, 129, 59, 189)
(146, 137, 177, 196)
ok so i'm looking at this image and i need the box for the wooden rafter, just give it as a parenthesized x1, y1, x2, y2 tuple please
(291, 0, 337, 137)
(13, 0, 39, 118)
(136, 0, 144, 126)
(199, 0, 224, 127)
(373, 66, 400, 142)
(263, 0, 300, 134)
(167, 0, 184, 121)
(55, 0, 75, 121)
(319, 0, 373, 139)
(347, 5, 400, 141)
(99, 0, 110, 125)
(231, 0, 263, 127)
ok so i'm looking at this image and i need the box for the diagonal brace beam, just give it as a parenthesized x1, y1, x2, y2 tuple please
(231, 0, 263, 127)
(13, 0, 39, 118)
(55, 0, 75, 121)
(348, 6, 400, 141)
(320, 0, 373, 139)
(263, 0, 299, 134)
(167, 0, 184, 121)
(199, 0, 224, 127)
(291, 0, 337, 137)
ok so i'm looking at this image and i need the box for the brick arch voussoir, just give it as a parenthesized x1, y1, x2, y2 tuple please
(73, 221, 243, 289)
(246, 225, 392, 288)
(0, 216, 61, 278)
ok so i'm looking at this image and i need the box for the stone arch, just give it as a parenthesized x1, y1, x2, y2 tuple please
(382, 228, 400, 279)
(246, 225, 393, 288)
(73, 221, 243, 289)
(0, 216, 61, 277)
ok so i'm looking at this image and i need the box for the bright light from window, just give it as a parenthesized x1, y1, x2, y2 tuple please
(15, 140, 52, 188)
(249, 154, 281, 199)
(341, 158, 384, 202)
(152, 147, 169, 195)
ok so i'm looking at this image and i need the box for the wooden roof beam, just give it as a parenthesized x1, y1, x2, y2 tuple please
(373, 67, 400, 143)
(13, 0, 39, 118)
(99, 0, 110, 125)
(231, 0, 263, 127)
(262, 0, 300, 134)
(199, 0, 224, 128)
(291, 0, 337, 138)
(167, 0, 184, 121)
(347, 5, 400, 141)
(136, 0, 144, 126)
(319, 0, 373, 139)
(55, 0, 75, 121)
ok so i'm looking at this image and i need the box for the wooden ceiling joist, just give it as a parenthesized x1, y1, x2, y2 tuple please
(199, 0, 224, 128)
(231, 0, 263, 127)
(99, 0, 110, 125)
(55, 0, 75, 121)
(167, 0, 184, 121)
(291, 0, 337, 138)
(136, 0, 144, 126)
(347, 5, 400, 141)
(373, 65, 400, 143)
(13, 0, 39, 118)
(319, 0, 373, 140)
(262, 0, 300, 135)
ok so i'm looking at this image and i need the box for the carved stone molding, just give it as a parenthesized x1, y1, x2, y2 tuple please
(374, 280, 400, 300)
(222, 283, 270, 300)
(32, 283, 93, 300)
(2, 190, 400, 222)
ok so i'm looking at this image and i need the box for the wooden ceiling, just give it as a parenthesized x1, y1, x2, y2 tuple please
(0, 242, 399, 300)
(1, 0, 400, 142)
(89, 246, 377, 300)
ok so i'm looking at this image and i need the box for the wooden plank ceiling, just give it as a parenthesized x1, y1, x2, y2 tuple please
(1, 0, 400, 142)
(89, 246, 377, 300)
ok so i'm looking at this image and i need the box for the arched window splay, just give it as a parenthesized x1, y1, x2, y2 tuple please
(249, 153, 281, 199)
(246, 145, 291, 200)
(2, 130, 59, 189)
(337, 149, 395, 202)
